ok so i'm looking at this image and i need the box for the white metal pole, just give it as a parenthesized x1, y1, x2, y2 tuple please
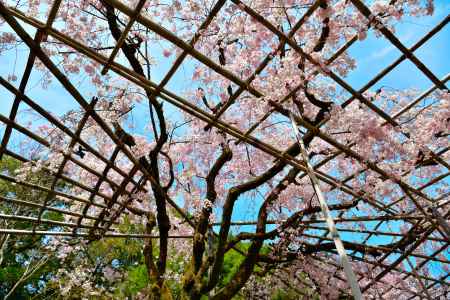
(288, 112, 363, 300)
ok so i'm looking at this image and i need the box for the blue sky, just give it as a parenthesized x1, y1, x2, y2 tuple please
(347, 1, 449, 90)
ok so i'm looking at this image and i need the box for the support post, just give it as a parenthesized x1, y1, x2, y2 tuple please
(288, 113, 363, 300)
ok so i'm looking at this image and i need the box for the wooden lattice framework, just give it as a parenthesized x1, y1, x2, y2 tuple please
(0, 0, 448, 298)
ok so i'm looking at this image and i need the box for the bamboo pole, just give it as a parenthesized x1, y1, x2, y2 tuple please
(0, 195, 103, 222)
(0, 228, 192, 238)
(210, 214, 423, 226)
(0, 172, 107, 208)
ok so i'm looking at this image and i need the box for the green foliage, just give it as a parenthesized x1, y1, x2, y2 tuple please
(0, 156, 57, 203)
(89, 236, 143, 265)
(114, 264, 149, 298)
(117, 214, 145, 234)
(43, 210, 64, 222)
(271, 288, 302, 300)
(220, 245, 246, 288)
(0, 265, 23, 283)
(0, 156, 63, 299)
(219, 241, 270, 288)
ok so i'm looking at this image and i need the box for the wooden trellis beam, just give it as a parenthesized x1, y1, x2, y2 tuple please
(89, 0, 231, 236)
(3, 5, 436, 224)
(299, 232, 449, 265)
(404, 257, 432, 300)
(101, 0, 147, 75)
(0, 172, 107, 208)
(362, 222, 442, 292)
(349, 0, 448, 91)
(145, 0, 227, 99)
(307, 254, 445, 298)
(303, 225, 447, 243)
(0, 76, 146, 194)
(73, 147, 122, 235)
(386, 169, 450, 210)
(0, 213, 101, 230)
(0, 4, 184, 238)
(32, 97, 98, 234)
(211, 214, 423, 226)
(228, 0, 448, 205)
(236, 14, 449, 145)
(279, 108, 445, 230)
(234, 24, 450, 244)
(223, 2, 450, 234)
(406, 272, 449, 300)
(20, 7, 398, 215)
(102, 0, 264, 98)
(0, 0, 62, 161)
(0, 229, 192, 239)
(0, 195, 104, 223)
(313, 249, 448, 288)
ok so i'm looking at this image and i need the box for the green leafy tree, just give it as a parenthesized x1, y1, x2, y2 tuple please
(0, 156, 64, 299)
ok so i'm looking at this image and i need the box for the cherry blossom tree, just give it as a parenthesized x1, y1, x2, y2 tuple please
(0, 0, 448, 299)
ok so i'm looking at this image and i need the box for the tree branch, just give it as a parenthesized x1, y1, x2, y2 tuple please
(101, 0, 171, 282)
(193, 143, 232, 272)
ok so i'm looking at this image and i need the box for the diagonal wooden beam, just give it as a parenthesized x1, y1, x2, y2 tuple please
(349, 0, 448, 91)
(0, 0, 62, 161)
